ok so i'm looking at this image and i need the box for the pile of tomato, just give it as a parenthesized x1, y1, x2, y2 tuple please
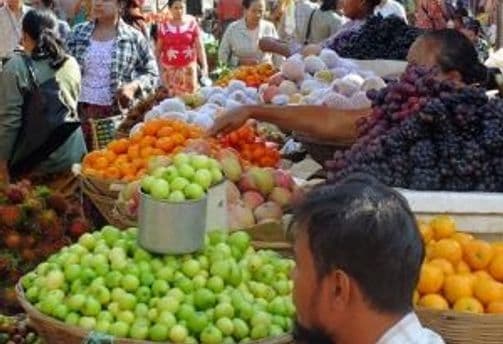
(219, 125, 281, 168)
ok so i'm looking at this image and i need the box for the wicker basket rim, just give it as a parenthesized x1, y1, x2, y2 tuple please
(16, 283, 294, 344)
(416, 306, 503, 320)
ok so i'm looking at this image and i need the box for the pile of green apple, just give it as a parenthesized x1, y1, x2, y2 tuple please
(141, 153, 224, 202)
(20, 226, 295, 343)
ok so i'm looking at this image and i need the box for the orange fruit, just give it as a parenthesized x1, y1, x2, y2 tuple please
(431, 239, 463, 264)
(417, 264, 445, 294)
(430, 215, 456, 240)
(108, 138, 129, 154)
(413, 290, 420, 306)
(473, 278, 503, 305)
(473, 270, 494, 281)
(171, 133, 185, 145)
(119, 163, 137, 177)
(103, 150, 117, 163)
(429, 258, 455, 276)
(130, 133, 143, 144)
(94, 156, 109, 170)
(151, 148, 164, 156)
(463, 239, 494, 270)
(140, 146, 154, 159)
(157, 126, 174, 138)
(443, 274, 473, 303)
(453, 297, 484, 313)
(493, 242, 503, 255)
(487, 301, 503, 314)
(143, 120, 164, 136)
(104, 166, 121, 180)
(418, 294, 449, 310)
(131, 158, 146, 170)
(425, 242, 436, 260)
(115, 154, 130, 165)
(128, 145, 140, 159)
(456, 261, 472, 274)
(140, 135, 157, 148)
(418, 222, 434, 245)
(489, 253, 503, 282)
(156, 137, 174, 152)
(451, 232, 474, 249)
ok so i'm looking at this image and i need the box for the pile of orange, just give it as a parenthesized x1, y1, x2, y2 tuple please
(216, 64, 277, 88)
(219, 125, 280, 168)
(82, 119, 204, 181)
(414, 215, 503, 314)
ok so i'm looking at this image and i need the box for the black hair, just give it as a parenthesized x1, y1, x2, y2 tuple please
(364, 0, 382, 14)
(291, 173, 424, 314)
(420, 29, 488, 85)
(320, 0, 338, 12)
(41, 0, 55, 9)
(22, 10, 67, 69)
(242, 0, 262, 10)
(168, 0, 185, 7)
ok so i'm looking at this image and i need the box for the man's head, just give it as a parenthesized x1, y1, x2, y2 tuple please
(407, 29, 487, 85)
(291, 174, 424, 343)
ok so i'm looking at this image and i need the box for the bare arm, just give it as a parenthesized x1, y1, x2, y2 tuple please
(196, 29, 208, 77)
(209, 105, 370, 141)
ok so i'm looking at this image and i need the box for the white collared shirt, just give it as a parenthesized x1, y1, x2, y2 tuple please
(0, 4, 30, 59)
(376, 313, 445, 344)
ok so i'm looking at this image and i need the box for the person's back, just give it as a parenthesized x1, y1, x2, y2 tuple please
(0, 53, 86, 174)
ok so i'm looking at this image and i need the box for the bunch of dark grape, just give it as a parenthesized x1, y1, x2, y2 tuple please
(0, 314, 41, 344)
(327, 65, 503, 192)
(335, 15, 424, 60)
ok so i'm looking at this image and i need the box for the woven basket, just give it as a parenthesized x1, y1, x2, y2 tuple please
(16, 284, 293, 344)
(90, 115, 124, 151)
(80, 174, 134, 229)
(416, 307, 503, 344)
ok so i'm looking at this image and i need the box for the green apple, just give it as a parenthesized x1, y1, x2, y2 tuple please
(170, 324, 189, 343)
(109, 321, 130, 338)
(130, 321, 149, 340)
(191, 155, 210, 170)
(141, 175, 156, 194)
(150, 178, 171, 200)
(182, 259, 201, 278)
(200, 325, 223, 344)
(170, 177, 190, 192)
(79, 317, 96, 331)
(210, 168, 224, 184)
(149, 323, 169, 341)
(162, 165, 179, 182)
(184, 183, 205, 200)
(194, 169, 212, 190)
(178, 164, 196, 180)
(216, 317, 234, 336)
(122, 274, 140, 292)
(173, 153, 190, 167)
(168, 190, 186, 202)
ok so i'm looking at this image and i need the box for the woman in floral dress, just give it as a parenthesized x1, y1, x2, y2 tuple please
(156, 0, 208, 96)
(415, 0, 448, 30)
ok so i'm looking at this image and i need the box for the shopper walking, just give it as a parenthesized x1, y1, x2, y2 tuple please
(218, 0, 280, 67)
(0, 9, 86, 183)
(0, 0, 30, 66)
(156, 0, 208, 96)
(67, 0, 159, 149)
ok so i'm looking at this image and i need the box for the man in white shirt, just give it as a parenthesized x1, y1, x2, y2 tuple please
(375, 0, 408, 23)
(291, 174, 445, 344)
(0, 0, 30, 63)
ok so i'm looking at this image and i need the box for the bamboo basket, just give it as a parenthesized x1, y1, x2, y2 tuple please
(416, 307, 503, 344)
(79, 173, 134, 229)
(294, 134, 354, 166)
(16, 284, 294, 344)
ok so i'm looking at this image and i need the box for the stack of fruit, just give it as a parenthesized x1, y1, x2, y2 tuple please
(219, 150, 299, 229)
(141, 153, 224, 202)
(216, 64, 277, 88)
(20, 226, 295, 343)
(82, 119, 205, 182)
(415, 215, 503, 314)
(219, 125, 281, 168)
(0, 180, 91, 314)
(0, 314, 42, 344)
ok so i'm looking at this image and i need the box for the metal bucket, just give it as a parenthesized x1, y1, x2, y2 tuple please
(138, 191, 207, 254)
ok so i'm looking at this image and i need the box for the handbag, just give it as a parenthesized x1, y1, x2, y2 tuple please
(8, 55, 81, 176)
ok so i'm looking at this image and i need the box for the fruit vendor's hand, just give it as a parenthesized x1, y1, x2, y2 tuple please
(117, 81, 139, 109)
(208, 106, 251, 136)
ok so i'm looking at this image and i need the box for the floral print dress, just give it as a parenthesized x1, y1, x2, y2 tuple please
(158, 17, 200, 96)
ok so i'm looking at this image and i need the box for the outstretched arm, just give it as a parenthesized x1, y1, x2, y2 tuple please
(209, 105, 370, 141)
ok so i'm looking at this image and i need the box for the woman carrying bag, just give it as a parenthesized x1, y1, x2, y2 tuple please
(0, 9, 86, 185)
